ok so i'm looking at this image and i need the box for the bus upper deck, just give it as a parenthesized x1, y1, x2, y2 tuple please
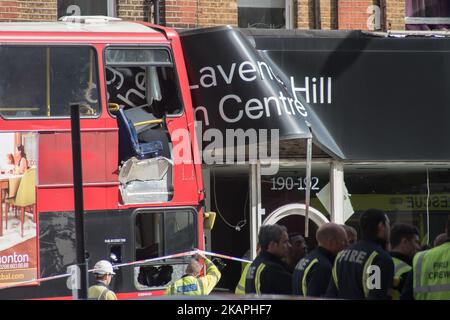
(0, 17, 205, 299)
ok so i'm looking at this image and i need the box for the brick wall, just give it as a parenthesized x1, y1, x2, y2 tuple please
(0, 1, 19, 21)
(0, 0, 407, 31)
(164, 0, 198, 28)
(18, 0, 57, 21)
(338, 0, 379, 30)
(117, 0, 148, 22)
(298, 0, 314, 29)
(197, 0, 237, 27)
(298, 0, 337, 30)
(385, 0, 405, 30)
(164, 0, 237, 29)
(320, 0, 337, 29)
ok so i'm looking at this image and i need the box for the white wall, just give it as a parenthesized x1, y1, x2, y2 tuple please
(0, 133, 15, 168)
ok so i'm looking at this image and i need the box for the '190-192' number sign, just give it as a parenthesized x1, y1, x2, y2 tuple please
(270, 177, 320, 191)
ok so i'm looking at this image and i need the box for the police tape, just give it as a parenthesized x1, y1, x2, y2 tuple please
(197, 249, 251, 264)
(0, 249, 251, 291)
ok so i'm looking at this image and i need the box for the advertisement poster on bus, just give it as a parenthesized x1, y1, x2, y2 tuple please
(0, 132, 38, 287)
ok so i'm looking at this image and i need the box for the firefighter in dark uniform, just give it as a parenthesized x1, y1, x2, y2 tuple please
(245, 224, 292, 295)
(389, 223, 420, 300)
(342, 224, 358, 246)
(326, 209, 394, 300)
(283, 233, 308, 273)
(292, 223, 348, 297)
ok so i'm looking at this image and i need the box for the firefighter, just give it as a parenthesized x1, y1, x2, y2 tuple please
(165, 252, 221, 296)
(283, 233, 308, 273)
(433, 233, 448, 247)
(326, 209, 394, 300)
(88, 260, 117, 300)
(235, 244, 260, 295)
(342, 224, 358, 246)
(245, 224, 292, 295)
(389, 223, 420, 300)
(401, 217, 450, 300)
(292, 223, 348, 297)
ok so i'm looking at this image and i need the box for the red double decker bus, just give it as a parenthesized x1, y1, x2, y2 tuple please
(0, 17, 205, 299)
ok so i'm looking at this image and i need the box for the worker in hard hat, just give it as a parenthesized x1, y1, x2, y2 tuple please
(165, 252, 221, 296)
(88, 260, 117, 300)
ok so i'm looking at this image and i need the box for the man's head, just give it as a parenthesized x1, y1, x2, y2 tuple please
(93, 260, 115, 285)
(259, 224, 290, 259)
(433, 233, 448, 247)
(359, 209, 390, 243)
(287, 233, 307, 263)
(185, 257, 203, 277)
(341, 225, 358, 246)
(390, 223, 420, 257)
(316, 223, 348, 254)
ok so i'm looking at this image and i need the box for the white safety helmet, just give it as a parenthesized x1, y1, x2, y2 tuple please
(93, 260, 116, 275)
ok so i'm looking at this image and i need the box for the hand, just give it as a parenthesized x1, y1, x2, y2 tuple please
(195, 252, 207, 261)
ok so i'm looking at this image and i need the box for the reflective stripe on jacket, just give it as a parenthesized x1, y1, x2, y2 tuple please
(391, 256, 412, 300)
(165, 258, 221, 296)
(235, 262, 251, 295)
(413, 242, 450, 300)
(245, 251, 292, 295)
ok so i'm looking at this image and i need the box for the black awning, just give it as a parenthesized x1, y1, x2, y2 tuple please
(182, 27, 450, 161)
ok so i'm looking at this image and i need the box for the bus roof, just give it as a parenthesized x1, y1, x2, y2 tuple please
(0, 20, 160, 34)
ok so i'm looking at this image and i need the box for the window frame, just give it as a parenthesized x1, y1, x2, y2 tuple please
(132, 206, 199, 263)
(0, 44, 102, 121)
(237, 0, 294, 29)
(103, 45, 185, 118)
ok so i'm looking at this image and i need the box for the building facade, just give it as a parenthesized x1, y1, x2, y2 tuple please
(1, 1, 449, 31)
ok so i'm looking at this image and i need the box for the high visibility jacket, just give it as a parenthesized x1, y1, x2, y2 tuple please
(391, 254, 412, 300)
(245, 251, 292, 295)
(165, 258, 221, 296)
(88, 282, 117, 300)
(326, 240, 394, 300)
(413, 241, 450, 300)
(292, 246, 335, 297)
(235, 262, 251, 295)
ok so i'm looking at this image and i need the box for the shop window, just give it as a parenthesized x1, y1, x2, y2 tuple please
(134, 210, 196, 289)
(57, 0, 116, 18)
(344, 163, 450, 247)
(405, 0, 450, 30)
(0, 46, 100, 119)
(238, 0, 288, 29)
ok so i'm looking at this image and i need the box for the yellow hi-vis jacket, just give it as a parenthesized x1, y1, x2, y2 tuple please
(88, 282, 117, 300)
(392, 257, 412, 300)
(165, 258, 221, 296)
(413, 241, 450, 300)
(235, 262, 251, 295)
